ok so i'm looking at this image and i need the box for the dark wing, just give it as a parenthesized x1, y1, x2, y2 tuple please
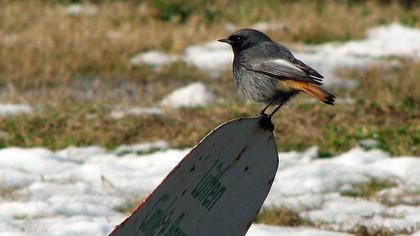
(239, 41, 324, 85)
(289, 57, 324, 79)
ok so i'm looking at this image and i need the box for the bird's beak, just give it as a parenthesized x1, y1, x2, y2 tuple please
(218, 38, 233, 44)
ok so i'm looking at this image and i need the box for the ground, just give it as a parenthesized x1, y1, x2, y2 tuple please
(0, 1, 419, 235)
(0, 1, 419, 156)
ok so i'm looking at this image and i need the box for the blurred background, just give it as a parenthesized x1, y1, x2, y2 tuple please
(0, 0, 418, 155)
(0, 1, 420, 235)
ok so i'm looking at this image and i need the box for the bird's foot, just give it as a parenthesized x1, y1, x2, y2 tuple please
(258, 113, 274, 132)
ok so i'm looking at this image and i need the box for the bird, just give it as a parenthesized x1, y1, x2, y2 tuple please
(218, 29, 335, 117)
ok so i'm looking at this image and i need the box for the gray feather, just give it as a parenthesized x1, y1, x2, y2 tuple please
(239, 41, 324, 85)
(243, 60, 323, 86)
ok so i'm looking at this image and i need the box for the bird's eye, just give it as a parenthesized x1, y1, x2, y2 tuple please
(229, 35, 241, 42)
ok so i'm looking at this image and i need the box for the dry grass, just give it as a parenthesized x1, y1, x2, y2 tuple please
(0, 1, 217, 89)
(1, 1, 419, 89)
(340, 179, 397, 199)
(0, 1, 419, 156)
(1, 59, 418, 155)
(255, 207, 304, 226)
(0, 61, 419, 155)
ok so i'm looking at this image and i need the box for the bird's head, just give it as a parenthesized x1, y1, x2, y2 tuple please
(218, 29, 272, 53)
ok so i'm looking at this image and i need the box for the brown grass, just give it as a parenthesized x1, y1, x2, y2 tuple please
(0, 61, 419, 155)
(0, 58, 420, 155)
(0, 1, 419, 156)
(255, 207, 304, 226)
(1, 1, 419, 89)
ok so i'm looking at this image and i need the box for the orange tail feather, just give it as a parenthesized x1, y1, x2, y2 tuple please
(283, 80, 336, 105)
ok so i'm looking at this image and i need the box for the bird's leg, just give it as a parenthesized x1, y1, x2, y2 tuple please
(259, 100, 274, 115)
(268, 103, 284, 118)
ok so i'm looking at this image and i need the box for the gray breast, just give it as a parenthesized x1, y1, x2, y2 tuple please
(233, 64, 292, 104)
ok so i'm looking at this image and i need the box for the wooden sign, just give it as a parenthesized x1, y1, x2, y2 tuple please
(109, 115, 278, 236)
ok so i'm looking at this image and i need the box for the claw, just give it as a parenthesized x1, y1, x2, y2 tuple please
(258, 114, 274, 132)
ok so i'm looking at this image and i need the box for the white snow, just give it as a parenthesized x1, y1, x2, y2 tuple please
(263, 147, 420, 234)
(248, 224, 351, 236)
(130, 42, 232, 78)
(129, 51, 179, 69)
(183, 41, 233, 78)
(160, 82, 214, 108)
(109, 107, 163, 119)
(370, 157, 420, 187)
(0, 103, 33, 117)
(337, 23, 420, 58)
(293, 23, 420, 88)
(0, 148, 77, 174)
(0, 144, 419, 235)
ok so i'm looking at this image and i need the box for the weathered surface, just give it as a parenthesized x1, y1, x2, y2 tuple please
(109, 116, 278, 236)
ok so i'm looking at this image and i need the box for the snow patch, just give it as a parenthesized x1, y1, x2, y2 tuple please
(264, 147, 420, 234)
(294, 23, 420, 87)
(130, 51, 178, 69)
(109, 107, 163, 119)
(0, 169, 39, 191)
(248, 224, 352, 236)
(0, 148, 77, 174)
(160, 82, 214, 108)
(183, 41, 233, 78)
(0, 103, 33, 117)
(0, 144, 419, 235)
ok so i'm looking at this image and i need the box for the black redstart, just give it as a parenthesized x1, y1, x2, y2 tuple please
(219, 29, 335, 117)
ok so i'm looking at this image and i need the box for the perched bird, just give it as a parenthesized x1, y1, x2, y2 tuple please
(219, 29, 335, 117)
